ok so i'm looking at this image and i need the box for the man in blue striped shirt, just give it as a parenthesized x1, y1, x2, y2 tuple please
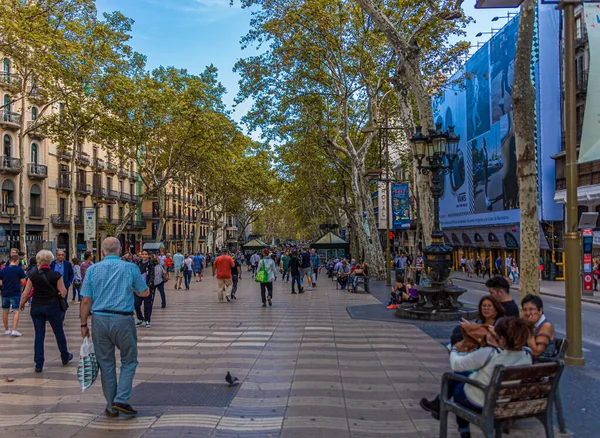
(80, 237, 149, 417)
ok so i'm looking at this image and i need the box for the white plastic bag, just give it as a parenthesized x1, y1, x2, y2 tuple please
(77, 338, 99, 392)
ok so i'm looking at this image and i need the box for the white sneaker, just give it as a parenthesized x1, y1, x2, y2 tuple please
(308, 287, 313, 291)
(4, 330, 11, 335)
(11, 330, 22, 337)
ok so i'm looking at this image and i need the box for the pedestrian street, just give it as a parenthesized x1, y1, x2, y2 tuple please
(0, 274, 552, 437)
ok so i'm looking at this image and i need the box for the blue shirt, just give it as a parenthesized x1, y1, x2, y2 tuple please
(193, 255, 205, 268)
(173, 253, 184, 271)
(0, 264, 26, 297)
(54, 261, 65, 277)
(311, 254, 320, 268)
(301, 252, 311, 269)
(80, 255, 147, 316)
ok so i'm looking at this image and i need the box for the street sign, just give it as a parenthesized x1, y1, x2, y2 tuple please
(84, 208, 96, 241)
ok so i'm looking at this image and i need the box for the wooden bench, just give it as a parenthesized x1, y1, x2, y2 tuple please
(536, 338, 569, 434)
(439, 360, 565, 438)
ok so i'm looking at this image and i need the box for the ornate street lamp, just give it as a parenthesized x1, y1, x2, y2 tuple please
(397, 125, 475, 321)
(7, 201, 15, 245)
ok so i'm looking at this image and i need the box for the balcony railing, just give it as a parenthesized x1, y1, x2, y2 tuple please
(130, 194, 139, 203)
(201, 218, 209, 224)
(29, 207, 44, 218)
(118, 168, 128, 179)
(0, 72, 21, 86)
(1, 111, 21, 127)
(28, 163, 47, 179)
(105, 162, 116, 173)
(130, 170, 139, 180)
(141, 234, 154, 241)
(27, 120, 43, 135)
(55, 178, 70, 191)
(92, 187, 105, 198)
(106, 189, 119, 199)
(76, 182, 91, 195)
(142, 212, 159, 219)
(76, 152, 91, 165)
(0, 156, 21, 173)
(120, 192, 130, 202)
(127, 220, 146, 230)
(50, 215, 83, 227)
(58, 149, 72, 161)
(93, 158, 106, 170)
(576, 71, 588, 94)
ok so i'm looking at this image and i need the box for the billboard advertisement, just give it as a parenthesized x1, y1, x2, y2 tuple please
(433, 6, 561, 229)
(391, 183, 410, 229)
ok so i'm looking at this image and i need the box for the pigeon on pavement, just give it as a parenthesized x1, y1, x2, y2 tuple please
(225, 371, 239, 386)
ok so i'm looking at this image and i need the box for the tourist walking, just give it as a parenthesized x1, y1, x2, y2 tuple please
(172, 250, 184, 290)
(258, 248, 277, 307)
(289, 250, 302, 294)
(231, 252, 241, 299)
(1, 248, 26, 337)
(165, 253, 173, 281)
(50, 250, 74, 297)
(80, 237, 149, 417)
(183, 253, 193, 289)
(71, 258, 83, 302)
(193, 252, 205, 282)
(213, 249, 234, 302)
(19, 250, 73, 372)
(510, 260, 519, 283)
(467, 258, 474, 278)
(300, 247, 313, 291)
(310, 249, 321, 286)
(280, 250, 291, 282)
(135, 251, 158, 328)
(80, 251, 93, 282)
(250, 251, 260, 277)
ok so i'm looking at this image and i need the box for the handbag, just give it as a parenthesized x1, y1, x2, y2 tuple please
(38, 271, 69, 312)
(255, 260, 269, 283)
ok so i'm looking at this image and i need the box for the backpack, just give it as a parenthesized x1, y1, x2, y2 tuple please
(145, 262, 156, 288)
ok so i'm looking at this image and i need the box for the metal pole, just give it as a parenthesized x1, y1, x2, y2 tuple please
(386, 158, 391, 287)
(95, 202, 100, 263)
(9, 215, 13, 248)
(563, 1, 585, 366)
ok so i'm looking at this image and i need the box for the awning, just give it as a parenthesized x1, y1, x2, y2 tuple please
(451, 233, 461, 246)
(461, 232, 473, 247)
(444, 225, 550, 250)
(30, 184, 41, 195)
(143, 242, 164, 250)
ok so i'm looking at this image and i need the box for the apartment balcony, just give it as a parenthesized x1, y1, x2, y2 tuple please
(76, 152, 91, 166)
(106, 189, 119, 200)
(200, 218, 209, 224)
(0, 156, 21, 173)
(120, 192, 130, 202)
(1, 111, 21, 130)
(0, 72, 21, 87)
(28, 85, 46, 102)
(0, 204, 18, 217)
(127, 220, 146, 231)
(141, 234, 155, 241)
(28, 163, 47, 179)
(93, 158, 106, 170)
(92, 187, 105, 199)
(167, 234, 180, 241)
(98, 217, 120, 229)
(576, 71, 588, 96)
(129, 170, 139, 181)
(142, 212, 159, 220)
(198, 235, 207, 241)
(29, 207, 44, 218)
(118, 168, 128, 179)
(51, 215, 83, 228)
(55, 178, 70, 192)
(76, 183, 91, 195)
(58, 148, 72, 161)
(27, 120, 43, 137)
(130, 194, 139, 203)
(105, 162, 117, 174)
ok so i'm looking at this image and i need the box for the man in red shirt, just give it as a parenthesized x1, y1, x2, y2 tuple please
(212, 248, 234, 303)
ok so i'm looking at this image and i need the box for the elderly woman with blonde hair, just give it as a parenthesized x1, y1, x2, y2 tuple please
(19, 249, 73, 373)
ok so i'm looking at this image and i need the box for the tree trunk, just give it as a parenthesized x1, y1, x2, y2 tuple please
(156, 189, 166, 242)
(512, 0, 539, 298)
(17, 95, 27, 254)
(69, 134, 79, 259)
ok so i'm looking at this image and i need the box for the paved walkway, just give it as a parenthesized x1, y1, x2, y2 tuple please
(0, 271, 558, 437)
(450, 271, 600, 305)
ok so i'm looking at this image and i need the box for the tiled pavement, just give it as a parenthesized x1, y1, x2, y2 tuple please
(0, 272, 556, 437)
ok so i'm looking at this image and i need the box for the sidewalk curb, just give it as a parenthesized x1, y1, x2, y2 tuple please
(453, 276, 600, 306)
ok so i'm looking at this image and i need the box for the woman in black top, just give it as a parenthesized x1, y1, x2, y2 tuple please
(19, 250, 72, 373)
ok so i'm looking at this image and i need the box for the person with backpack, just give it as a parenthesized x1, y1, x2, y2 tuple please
(256, 248, 277, 307)
(135, 251, 159, 328)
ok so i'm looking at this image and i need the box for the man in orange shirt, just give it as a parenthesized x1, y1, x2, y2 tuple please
(212, 248, 234, 303)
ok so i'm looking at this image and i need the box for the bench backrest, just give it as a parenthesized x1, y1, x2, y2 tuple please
(486, 361, 564, 420)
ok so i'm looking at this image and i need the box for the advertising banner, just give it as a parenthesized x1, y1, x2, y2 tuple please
(377, 182, 388, 230)
(84, 208, 96, 241)
(433, 7, 561, 229)
(391, 182, 410, 229)
(579, 4, 600, 164)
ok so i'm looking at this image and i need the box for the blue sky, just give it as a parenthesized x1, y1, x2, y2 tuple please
(96, 0, 516, 125)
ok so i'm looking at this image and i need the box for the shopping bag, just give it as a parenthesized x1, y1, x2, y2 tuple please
(77, 337, 99, 392)
(255, 260, 269, 283)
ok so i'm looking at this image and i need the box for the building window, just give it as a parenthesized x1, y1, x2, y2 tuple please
(119, 206, 124, 220)
(3, 134, 11, 157)
(2, 58, 10, 73)
(3, 94, 11, 114)
(2, 179, 15, 210)
(31, 106, 37, 121)
(107, 176, 112, 189)
(30, 143, 38, 164)
(129, 183, 134, 195)
(77, 200, 83, 219)
(106, 205, 112, 219)
(30, 184, 41, 212)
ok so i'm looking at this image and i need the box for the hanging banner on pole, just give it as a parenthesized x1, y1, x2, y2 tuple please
(84, 208, 96, 241)
(391, 183, 411, 229)
(579, 4, 600, 164)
